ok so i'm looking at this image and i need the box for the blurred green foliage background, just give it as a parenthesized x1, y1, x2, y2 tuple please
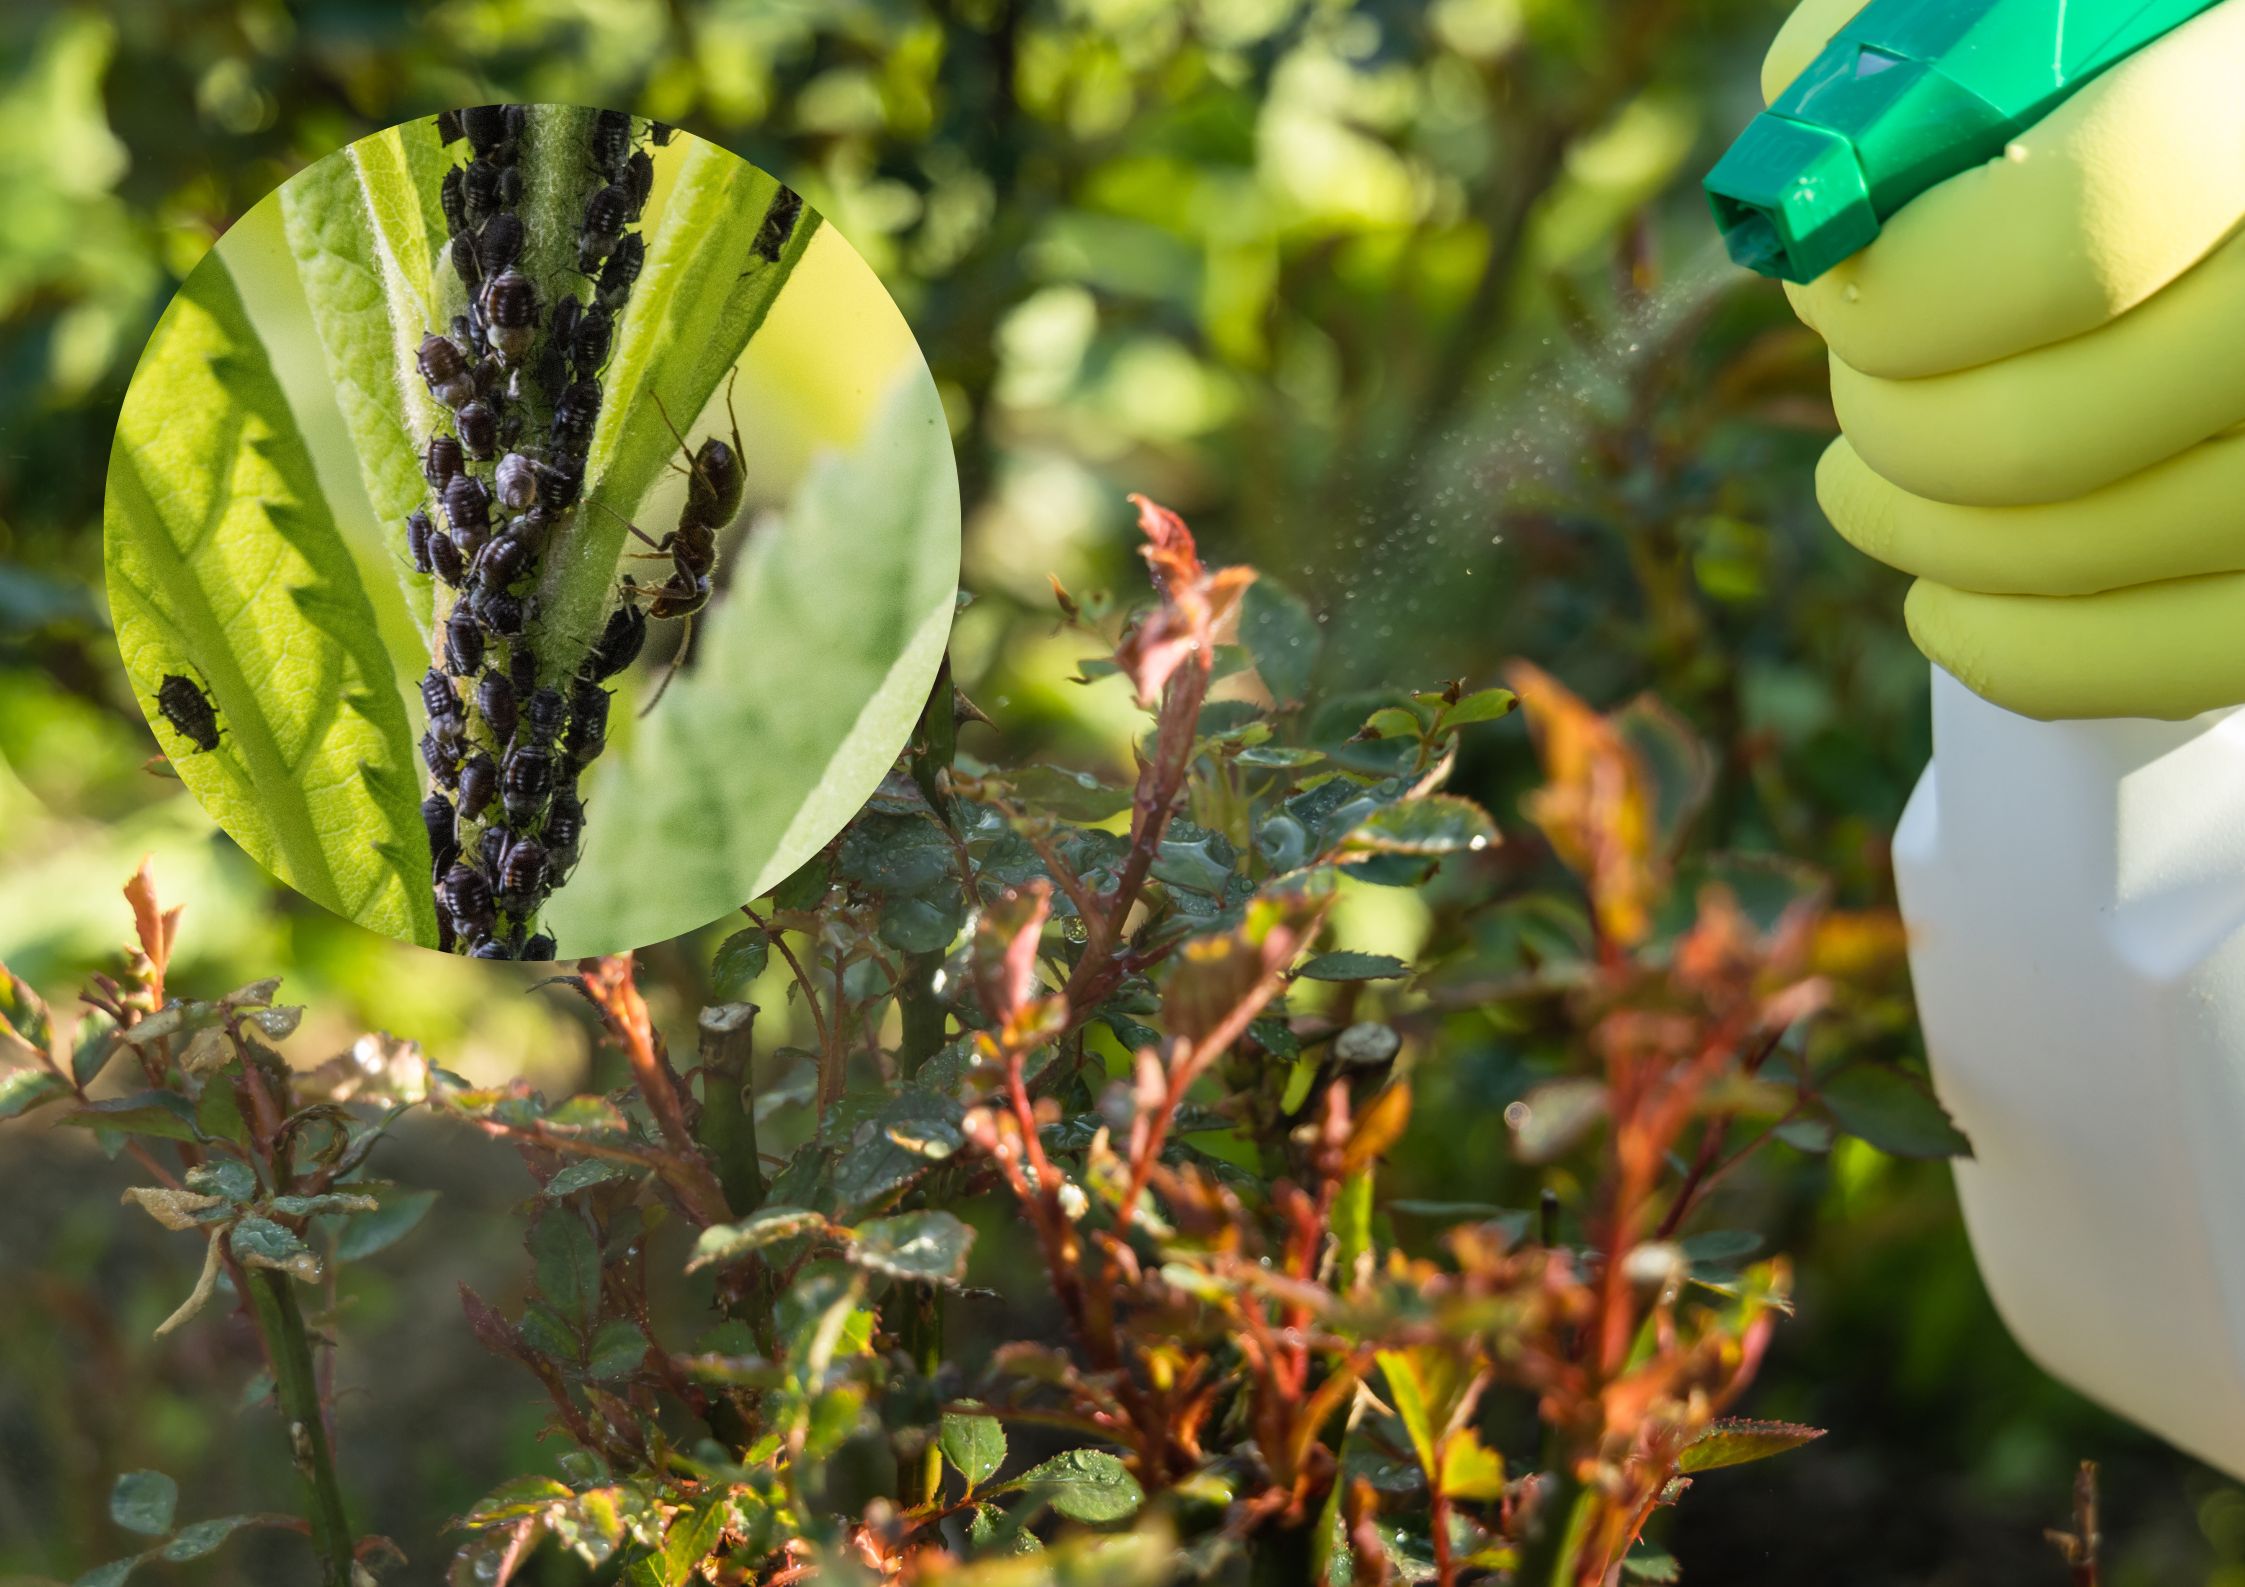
(1, 0, 2238, 1582)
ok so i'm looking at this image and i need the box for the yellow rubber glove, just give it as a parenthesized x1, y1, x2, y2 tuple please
(1768, 0, 2245, 719)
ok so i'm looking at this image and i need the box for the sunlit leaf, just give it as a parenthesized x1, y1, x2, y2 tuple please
(1676, 1418, 1826, 1474)
(1818, 1065, 1971, 1159)
(104, 254, 432, 943)
(1009, 1448, 1145, 1523)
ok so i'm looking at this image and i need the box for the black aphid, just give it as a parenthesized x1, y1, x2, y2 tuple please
(417, 334, 474, 409)
(522, 931, 557, 961)
(406, 509, 435, 575)
(448, 231, 482, 291)
(624, 149, 653, 219)
(510, 504, 556, 551)
(423, 433, 464, 491)
(591, 109, 632, 176)
(576, 183, 630, 272)
(461, 105, 511, 156)
(466, 936, 513, 960)
(551, 379, 602, 454)
(422, 729, 460, 788)
(155, 673, 221, 754)
(495, 164, 523, 212)
(429, 529, 466, 587)
(752, 186, 804, 264)
(480, 268, 538, 362)
(534, 454, 583, 508)
(439, 166, 467, 236)
(570, 302, 613, 378)
(581, 601, 648, 682)
(457, 750, 497, 821)
(649, 120, 676, 146)
(472, 530, 529, 589)
(420, 790, 457, 869)
(444, 473, 492, 540)
(445, 606, 486, 676)
(500, 742, 556, 824)
(522, 685, 568, 743)
(564, 681, 610, 768)
(442, 862, 496, 938)
(596, 231, 644, 310)
(419, 665, 462, 729)
(478, 211, 527, 275)
(454, 309, 488, 361)
(477, 671, 519, 746)
(497, 836, 548, 910)
(477, 824, 511, 875)
(543, 786, 584, 874)
(461, 157, 500, 227)
(494, 452, 538, 512)
(509, 645, 539, 697)
(477, 589, 528, 637)
(456, 399, 498, 460)
(436, 109, 465, 145)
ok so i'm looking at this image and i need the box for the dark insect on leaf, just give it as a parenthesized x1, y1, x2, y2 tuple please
(590, 108, 632, 176)
(445, 607, 486, 677)
(500, 743, 556, 825)
(457, 751, 497, 822)
(753, 185, 804, 264)
(428, 525, 465, 586)
(596, 230, 644, 309)
(477, 672, 518, 746)
(416, 333, 473, 409)
(478, 211, 526, 274)
(580, 602, 647, 682)
(456, 399, 497, 460)
(443, 864, 496, 939)
(498, 836, 548, 911)
(154, 673, 221, 754)
(479, 268, 537, 362)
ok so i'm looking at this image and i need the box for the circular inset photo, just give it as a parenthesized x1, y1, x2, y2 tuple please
(105, 107, 959, 959)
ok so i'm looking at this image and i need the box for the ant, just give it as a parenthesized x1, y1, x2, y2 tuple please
(594, 369, 745, 715)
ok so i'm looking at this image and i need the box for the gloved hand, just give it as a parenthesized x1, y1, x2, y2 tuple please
(1768, 0, 2245, 720)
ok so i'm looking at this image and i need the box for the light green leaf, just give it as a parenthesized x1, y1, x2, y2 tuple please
(941, 1404, 1007, 1491)
(539, 138, 820, 672)
(109, 1470, 177, 1536)
(104, 254, 433, 943)
(547, 373, 959, 952)
(1009, 1448, 1144, 1524)
(279, 130, 443, 637)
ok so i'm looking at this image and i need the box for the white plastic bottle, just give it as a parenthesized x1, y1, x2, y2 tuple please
(1894, 667, 2245, 1476)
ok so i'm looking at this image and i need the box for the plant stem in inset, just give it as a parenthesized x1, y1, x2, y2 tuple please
(244, 1269, 354, 1586)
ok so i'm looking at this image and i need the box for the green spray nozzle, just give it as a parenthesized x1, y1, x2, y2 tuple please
(1707, 0, 2220, 285)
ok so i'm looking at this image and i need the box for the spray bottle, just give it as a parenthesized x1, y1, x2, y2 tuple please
(1711, 0, 2245, 1477)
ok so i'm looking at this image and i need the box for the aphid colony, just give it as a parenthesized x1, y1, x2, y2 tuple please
(407, 105, 657, 959)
